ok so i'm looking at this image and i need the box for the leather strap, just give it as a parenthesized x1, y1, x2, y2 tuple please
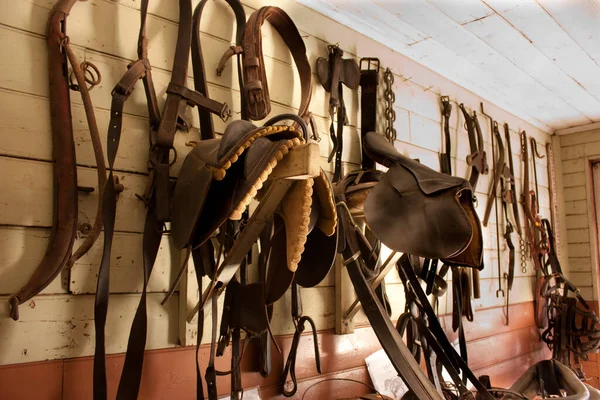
(459, 104, 487, 190)
(94, 55, 155, 400)
(440, 96, 452, 175)
(398, 256, 495, 399)
(281, 282, 321, 397)
(359, 58, 379, 170)
(242, 6, 312, 121)
(191, 0, 243, 139)
(335, 203, 441, 400)
(9, 0, 106, 320)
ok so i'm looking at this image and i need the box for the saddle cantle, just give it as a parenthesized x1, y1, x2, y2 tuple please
(362, 132, 483, 269)
(505, 360, 600, 400)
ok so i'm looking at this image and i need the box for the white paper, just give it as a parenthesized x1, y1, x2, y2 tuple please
(219, 387, 260, 400)
(365, 349, 409, 400)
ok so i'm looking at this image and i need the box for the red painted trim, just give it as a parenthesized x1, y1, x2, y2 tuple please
(0, 302, 543, 399)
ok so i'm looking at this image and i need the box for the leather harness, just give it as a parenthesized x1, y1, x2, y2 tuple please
(14, 2, 600, 399)
(9, 0, 107, 321)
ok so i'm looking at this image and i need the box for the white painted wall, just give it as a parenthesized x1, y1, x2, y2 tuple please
(0, 0, 551, 365)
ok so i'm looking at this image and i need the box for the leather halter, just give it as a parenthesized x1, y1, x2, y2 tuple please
(242, 6, 313, 121)
(93, 1, 231, 398)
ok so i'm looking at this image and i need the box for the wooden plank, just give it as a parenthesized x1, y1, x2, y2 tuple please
(0, 227, 65, 295)
(0, 359, 64, 400)
(461, 10, 600, 121)
(267, 143, 321, 180)
(371, 0, 585, 128)
(0, 157, 147, 233)
(0, 293, 178, 365)
(536, 0, 600, 63)
(483, 0, 600, 103)
(472, 347, 551, 388)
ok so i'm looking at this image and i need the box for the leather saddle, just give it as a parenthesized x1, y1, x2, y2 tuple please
(362, 132, 483, 269)
(502, 360, 600, 400)
(171, 118, 303, 251)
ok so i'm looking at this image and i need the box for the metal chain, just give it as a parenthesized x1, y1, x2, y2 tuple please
(383, 68, 396, 143)
(519, 236, 527, 273)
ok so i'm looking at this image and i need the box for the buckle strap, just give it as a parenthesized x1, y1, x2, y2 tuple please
(216, 45, 243, 76)
(166, 82, 231, 122)
(112, 59, 151, 97)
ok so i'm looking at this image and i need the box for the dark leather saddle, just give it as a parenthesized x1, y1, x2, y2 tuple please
(171, 116, 337, 279)
(502, 360, 600, 400)
(360, 131, 483, 269)
(171, 118, 303, 250)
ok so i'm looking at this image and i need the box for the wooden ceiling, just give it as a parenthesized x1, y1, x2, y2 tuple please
(295, 0, 600, 133)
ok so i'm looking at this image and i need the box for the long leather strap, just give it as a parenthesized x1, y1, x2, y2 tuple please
(398, 256, 495, 400)
(192, 0, 244, 139)
(359, 58, 379, 170)
(94, 55, 156, 400)
(336, 204, 441, 400)
(440, 96, 452, 175)
(242, 6, 312, 121)
(9, 0, 107, 319)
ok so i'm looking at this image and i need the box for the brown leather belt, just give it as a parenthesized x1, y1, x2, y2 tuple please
(9, 0, 107, 321)
(241, 6, 312, 121)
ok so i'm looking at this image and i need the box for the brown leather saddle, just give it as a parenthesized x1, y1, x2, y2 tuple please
(171, 117, 305, 251)
(502, 360, 600, 400)
(362, 132, 483, 268)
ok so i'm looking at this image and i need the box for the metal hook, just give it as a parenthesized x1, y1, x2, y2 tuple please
(530, 137, 545, 159)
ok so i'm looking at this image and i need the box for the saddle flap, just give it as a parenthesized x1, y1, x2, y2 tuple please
(170, 139, 220, 249)
(364, 163, 474, 261)
(229, 281, 269, 335)
(316, 57, 332, 90)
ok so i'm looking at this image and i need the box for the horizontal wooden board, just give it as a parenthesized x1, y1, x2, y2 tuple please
(0, 293, 178, 365)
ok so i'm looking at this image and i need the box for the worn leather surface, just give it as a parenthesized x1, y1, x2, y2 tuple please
(171, 120, 302, 250)
(362, 132, 482, 268)
(9, 0, 81, 320)
(504, 360, 592, 400)
(243, 6, 312, 121)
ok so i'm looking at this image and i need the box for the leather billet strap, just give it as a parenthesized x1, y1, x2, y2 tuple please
(397, 255, 495, 400)
(94, 52, 157, 400)
(459, 104, 488, 190)
(152, 0, 230, 222)
(335, 203, 442, 400)
(521, 130, 548, 274)
(359, 57, 379, 170)
(242, 6, 312, 121)
(440, 96, 452, 175)
(482, 122, 513, 227)
(192, 0, 245, 140)
(281, 283, 321, 397)
(9, 0, 107, 320)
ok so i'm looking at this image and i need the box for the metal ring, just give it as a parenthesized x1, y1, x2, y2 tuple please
(148, 145, 178, 167)
(81, 61, 102, 87)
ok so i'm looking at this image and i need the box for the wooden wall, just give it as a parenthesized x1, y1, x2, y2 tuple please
(557, 129, 600, 302)
(0, 303, 551, 400)
(0, 0, 554, 397)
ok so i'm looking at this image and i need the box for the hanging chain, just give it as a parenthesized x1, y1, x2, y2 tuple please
(520, 237, 527, 273)
(383, 68, 396, 143)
